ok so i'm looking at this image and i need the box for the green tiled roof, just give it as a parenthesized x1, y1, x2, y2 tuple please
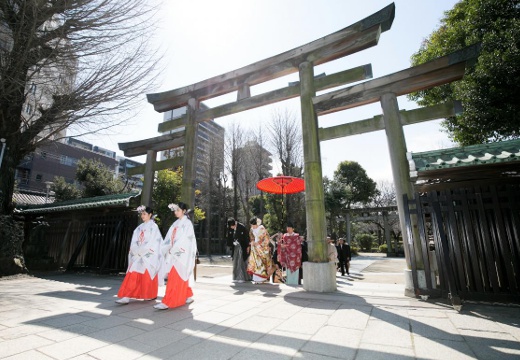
(409, 139, 520, 178)
(15, 192, 141, 214)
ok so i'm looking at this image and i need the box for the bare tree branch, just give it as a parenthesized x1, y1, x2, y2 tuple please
(0, 0, 162, 213)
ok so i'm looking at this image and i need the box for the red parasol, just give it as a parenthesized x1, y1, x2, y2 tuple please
(256, 176, 305, 228)
(256, 176, 305, 195)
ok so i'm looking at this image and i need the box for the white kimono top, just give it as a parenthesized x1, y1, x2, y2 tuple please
(159, 216, 198, 286)
(127, 220, 162, 279)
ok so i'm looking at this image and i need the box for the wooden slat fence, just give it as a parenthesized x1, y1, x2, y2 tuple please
(403, 184, 520, 305)
(32, 210, 137, 273)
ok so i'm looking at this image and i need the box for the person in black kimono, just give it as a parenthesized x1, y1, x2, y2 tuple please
(227, 218, 251, 283)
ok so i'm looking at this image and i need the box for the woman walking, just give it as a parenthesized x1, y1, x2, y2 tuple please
(154, 202, 198, 310)
(116, 206, 162, 304)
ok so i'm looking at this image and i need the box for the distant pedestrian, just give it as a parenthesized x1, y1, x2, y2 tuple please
(336, 238, 352, 276)
(116, 206, 162, 304)
(154, 202, 197, 310)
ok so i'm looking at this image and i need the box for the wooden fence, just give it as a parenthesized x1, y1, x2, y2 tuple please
(25, 210, 137, 273)
(24, 210, 229, 273)
(403, 184, 520, 305)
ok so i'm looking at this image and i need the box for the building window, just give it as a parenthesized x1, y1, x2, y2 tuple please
(35, 174, 43, 182)
(29, 83, 37, 94)
(25, 103, 33, 114)
(60, 155, 77, 166)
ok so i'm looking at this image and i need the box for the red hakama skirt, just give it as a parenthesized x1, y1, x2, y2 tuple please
(161, 266, 193, 308)
(118, 270, 158, 300)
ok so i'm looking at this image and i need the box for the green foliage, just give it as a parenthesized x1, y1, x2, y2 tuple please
(76, 158, 124, 198)
(324, 161, 378, 236)
(333, 161, 378, 208)
(152, 169, 205, 233)
(153, 169, 183, 233)
(50, 159, 122, 201)
(408, 0, 520, 145)
(379, 244, 388, 253)
(52, 176, 81, 202)
(355, 233, 376, 252)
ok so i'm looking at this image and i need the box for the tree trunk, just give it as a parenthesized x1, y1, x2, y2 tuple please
(0, 148, 19, 215)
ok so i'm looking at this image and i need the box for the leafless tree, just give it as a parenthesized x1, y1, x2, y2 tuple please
(224, 122, 245, 220)
(198, 131, 225, 257)
(268, 108, 303, 177)
(0, 0, 161, 214)
(267, 108, 305, 230)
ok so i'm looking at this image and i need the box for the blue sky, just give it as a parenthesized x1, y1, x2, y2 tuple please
(81, 0, 461, 182)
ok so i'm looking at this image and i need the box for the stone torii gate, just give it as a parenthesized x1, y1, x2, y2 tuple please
(119, 2, 479, 294)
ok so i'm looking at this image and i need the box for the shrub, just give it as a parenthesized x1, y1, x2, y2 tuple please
(355, 233, 376, 252)
(379, 244, 388, 253)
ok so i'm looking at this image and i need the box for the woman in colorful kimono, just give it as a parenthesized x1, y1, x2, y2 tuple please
(116, 205, 162, 304)
(154, 202, 198, 310)
(247, 217, 273, 284)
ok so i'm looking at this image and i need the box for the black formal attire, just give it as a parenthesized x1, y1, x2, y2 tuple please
(230, 222, 251, 282)
(299, 240, 308, 285)
(336, 243, 351, 276)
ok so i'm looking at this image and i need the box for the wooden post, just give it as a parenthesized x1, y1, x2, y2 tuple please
(181, 98, 199, 209)
(299, 61, 336, 292)
(141, 150, 156, 207)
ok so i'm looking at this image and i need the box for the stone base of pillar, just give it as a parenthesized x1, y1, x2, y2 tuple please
(404, 268, 415, 297)
(302, 262, 337, 292)
(404, 269, 437, 297)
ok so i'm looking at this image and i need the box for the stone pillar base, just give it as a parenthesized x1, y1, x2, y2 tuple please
(302, 262, 337, 292)
(404, 269, 437, 297)
(404, 269, 415, 297)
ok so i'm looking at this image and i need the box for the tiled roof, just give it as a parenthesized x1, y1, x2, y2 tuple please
(13, 192, 53, 206)
(408, 139, 520, 179)
(15, 192, 141, 214)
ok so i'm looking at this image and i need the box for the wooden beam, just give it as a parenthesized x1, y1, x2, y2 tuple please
(313, 44, 480, 116)
(319, 102, 461, 141)
(147, 3, 395, 112)
(118, 131, 185, 157)
(159, 64, 373, 133)
(126, 157, 183, 176)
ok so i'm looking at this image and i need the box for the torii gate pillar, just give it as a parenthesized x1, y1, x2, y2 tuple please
(299, 61, 337, 292)
(380, 92, 424, 296)
(181, 98, 199, 209)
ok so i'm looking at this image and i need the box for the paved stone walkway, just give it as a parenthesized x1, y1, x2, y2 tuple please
(0, 255, 519, 359)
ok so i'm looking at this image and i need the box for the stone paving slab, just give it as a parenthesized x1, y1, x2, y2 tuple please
(1, 260, 520, 359)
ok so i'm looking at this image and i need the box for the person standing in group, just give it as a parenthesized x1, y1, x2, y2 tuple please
(327, 236, 338, 265)
(277, 222, 303, 285)
(227, 218, 251, 283)
(337, 237, 352, 276)
(154, 202, 197, 310)
(247, 217, 273, 284)
(116, 206, 162, 304)
(299, 234, 308, 285)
